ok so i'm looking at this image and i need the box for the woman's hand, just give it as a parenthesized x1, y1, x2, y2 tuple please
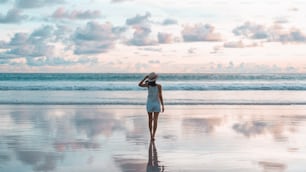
(139, 75, 149, 87)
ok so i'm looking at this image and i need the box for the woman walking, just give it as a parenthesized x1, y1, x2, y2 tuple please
(138, 72, 164, 140)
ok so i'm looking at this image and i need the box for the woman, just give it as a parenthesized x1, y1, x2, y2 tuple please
(138, 72, 164, 140)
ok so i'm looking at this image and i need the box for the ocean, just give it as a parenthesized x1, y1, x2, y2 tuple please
(1, 73, 306, 105)
(1, 73, 306, 171)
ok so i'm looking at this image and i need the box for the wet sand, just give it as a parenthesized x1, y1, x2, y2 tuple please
(0, 105, 306, 172)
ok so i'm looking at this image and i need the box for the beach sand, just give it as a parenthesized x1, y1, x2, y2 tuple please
(0, 105, 306, 172)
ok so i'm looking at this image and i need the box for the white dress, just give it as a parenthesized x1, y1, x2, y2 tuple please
(146, 85, 161, 112)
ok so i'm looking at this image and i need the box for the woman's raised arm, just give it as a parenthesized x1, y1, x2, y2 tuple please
(138, 75, 149, 87)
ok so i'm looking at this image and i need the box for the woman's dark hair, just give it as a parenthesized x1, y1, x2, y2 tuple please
(147, 81, 157, 86)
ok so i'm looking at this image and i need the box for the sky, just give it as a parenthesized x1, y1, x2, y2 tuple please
(0, 0, 306, 73)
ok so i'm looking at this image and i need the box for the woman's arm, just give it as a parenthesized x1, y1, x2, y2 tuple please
(138, 75, 148, 87)
(158, 85, 164, 112)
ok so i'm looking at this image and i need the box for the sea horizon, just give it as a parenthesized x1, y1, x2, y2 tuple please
(1, 73, 306, 106)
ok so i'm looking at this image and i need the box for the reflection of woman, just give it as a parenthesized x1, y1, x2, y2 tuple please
(138, 72, 164, 140)
(147, 141, 164, 172)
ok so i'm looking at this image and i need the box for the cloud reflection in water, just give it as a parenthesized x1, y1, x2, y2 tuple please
(0, 105, 306, 171)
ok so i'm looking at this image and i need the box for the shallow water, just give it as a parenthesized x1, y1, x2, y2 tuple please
(0, 105, 306, 172)
(2, 90, 306, 105)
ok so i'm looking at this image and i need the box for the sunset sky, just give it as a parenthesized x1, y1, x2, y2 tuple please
(0, 0, 305, 73)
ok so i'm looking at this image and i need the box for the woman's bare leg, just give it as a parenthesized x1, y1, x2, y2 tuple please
(148, 112, 153, 139)
(152, 112, 159, 140)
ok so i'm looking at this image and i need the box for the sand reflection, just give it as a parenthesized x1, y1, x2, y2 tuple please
(53, 140, 100, 152)
(74, 109, 124, 138)
(1, 105, 306, 171)
(182, 117, 222, 134)
(0, 106, 127, 171)
(16, 150, 63, 171)
(232, 114, 306, 141)
(147, 141, 164, 172)
(233, 121, 268, 137)
(0, 154, 10, 166)
(259, 161, 287, 172)
(114, 140, 165, 172)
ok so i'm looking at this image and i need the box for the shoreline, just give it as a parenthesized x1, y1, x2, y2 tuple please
(2, 102, 306, 105)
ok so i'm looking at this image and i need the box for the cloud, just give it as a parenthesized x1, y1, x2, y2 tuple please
(26, 56, 97, 66)
(51, 7, 101, 20)
(162, 18, 178, 25)
(0, 0, 9, 3)
(0, 25, 97, 66)
(233, 22, 268, 39)
(0, 57, 26, 66)
(158, 32, 173, 44)
(207, 62, 291, 73)
(0, 26, 55, 59)
(134, 62, 149, 71)
(182, 23, 222, 42)
(0, 8, 28, 23)
(233, 22, 306, 43)
(126, 12, 151, 26)
(0, 40, 6, 48)
(111, 0, 133, 2)
(270, 27, 306, 43)
(128, 26, 156, 46)
(53, 24, 74, 42)
(8, 32, 28, 46)
(8, 43, 54, 58)
(73, 21, 124, 54)
(30, 25, 54, 40)
(125, 12, 157, 46)
(15, 0, 64, 9)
